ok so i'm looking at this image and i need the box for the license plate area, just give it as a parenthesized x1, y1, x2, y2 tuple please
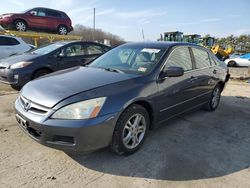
(16, 114, 28, 129)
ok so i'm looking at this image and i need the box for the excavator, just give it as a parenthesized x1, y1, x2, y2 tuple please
(159, 32, 233, 60)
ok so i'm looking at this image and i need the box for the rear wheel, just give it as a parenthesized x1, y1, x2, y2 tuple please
(58, 25, 68, 35)
(32, 69, 51, 79)
(15, 20, 27, 32)
(204, 84, 222, 111)
(111, 104, 149, 155)
(227, 61, 237, 67)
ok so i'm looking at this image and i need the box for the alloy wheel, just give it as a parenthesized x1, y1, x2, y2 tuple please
(122, 113, 146, 149)
(211, 87, 220, 108)
(16, 22, 26, 31)
(59, 27, 67, 35)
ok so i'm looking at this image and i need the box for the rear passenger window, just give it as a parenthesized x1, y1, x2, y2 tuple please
(87, 45, 104, 55)
(0, 37, 20, 45)
(192, 48, 211, 68)
(165, 47, 192, 72)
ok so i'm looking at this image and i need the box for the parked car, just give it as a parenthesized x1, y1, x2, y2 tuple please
(0, 41, 111, 89)
(225, 53, 250, 67)
(14, 42, 230, 155)
(0, 35, 32, 59)
(229, 53, 243, 59)
(0, 7, 73, 35)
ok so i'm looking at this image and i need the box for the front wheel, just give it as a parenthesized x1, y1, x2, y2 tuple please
(204, 84, 222, 111)
(111, 104, 149, 155)
(15, 20, 27, 32)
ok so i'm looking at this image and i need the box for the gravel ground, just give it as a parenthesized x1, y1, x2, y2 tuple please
(0, 81, 250, 188)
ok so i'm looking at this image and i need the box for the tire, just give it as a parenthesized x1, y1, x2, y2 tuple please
(227, 61, 237, 67)
(111, 104, 150, 155)
(32, 69, 51, 79)
(203, 84, 222, 111)
(58, 25, 68, 35)
(14, 20, 27, 32)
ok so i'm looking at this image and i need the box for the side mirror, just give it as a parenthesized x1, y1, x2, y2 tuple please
(160, 66, 184, 78)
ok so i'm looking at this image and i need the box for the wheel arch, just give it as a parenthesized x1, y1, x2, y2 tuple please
(121, 100, 155, 130)
(32, 67, 53, 79)
(217, 80, 225, 91)
(57, 24, 68, 30)
(13, 18, 28, 27)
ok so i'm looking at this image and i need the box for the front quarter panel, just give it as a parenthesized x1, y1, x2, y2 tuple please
(52, 77, 158, 121)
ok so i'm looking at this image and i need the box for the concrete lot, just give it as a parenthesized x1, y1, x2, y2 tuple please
(0, 81, 250, 188)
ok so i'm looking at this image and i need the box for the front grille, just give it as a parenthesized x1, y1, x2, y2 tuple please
(19, 95, 50, 115)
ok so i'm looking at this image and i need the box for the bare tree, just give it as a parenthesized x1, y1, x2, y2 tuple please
(70, 24, 125, 47)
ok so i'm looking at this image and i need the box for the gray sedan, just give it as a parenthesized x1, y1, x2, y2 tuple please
(14, 42, 230, 155)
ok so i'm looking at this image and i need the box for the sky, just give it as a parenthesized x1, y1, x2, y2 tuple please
(0, 0, 250, 41)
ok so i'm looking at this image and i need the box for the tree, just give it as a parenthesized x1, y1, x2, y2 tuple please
(70, 24, 125, 47)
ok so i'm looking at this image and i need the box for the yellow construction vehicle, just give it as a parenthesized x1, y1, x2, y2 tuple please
(0, 30, 82, 47)
(159, 31, 233, 60)
(201, 36, 233, 60)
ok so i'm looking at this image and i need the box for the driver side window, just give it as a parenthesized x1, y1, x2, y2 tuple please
(64, 44, 85, 57)
(164, 47, 192, 72)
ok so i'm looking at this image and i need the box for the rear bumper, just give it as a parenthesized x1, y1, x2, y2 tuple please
(68, 26, 73, 32)
(14, 98, 118, 152)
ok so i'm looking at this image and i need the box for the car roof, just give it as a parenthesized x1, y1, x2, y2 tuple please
(32, 7, 65, 13)
(53, 40, 110, 47)
(121, 41, 201, 49)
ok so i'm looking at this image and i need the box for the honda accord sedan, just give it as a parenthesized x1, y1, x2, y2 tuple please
(0, 41, 111, 89)
(14, 42, 230, 155)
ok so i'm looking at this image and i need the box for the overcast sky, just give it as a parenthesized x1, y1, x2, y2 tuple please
(1, 0, 250, 41)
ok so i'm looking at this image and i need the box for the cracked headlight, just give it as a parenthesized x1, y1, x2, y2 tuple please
(51, 97, 106, 120)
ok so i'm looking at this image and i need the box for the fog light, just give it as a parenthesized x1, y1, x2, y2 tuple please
(14, 74, 19, 80)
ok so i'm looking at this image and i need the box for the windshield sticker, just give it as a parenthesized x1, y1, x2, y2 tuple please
(138, 67, 147, 72)
(141, 48, 161, 53)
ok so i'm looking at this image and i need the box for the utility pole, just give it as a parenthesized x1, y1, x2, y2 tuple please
(142, 28, 145, 41)
(93, 8, 95, 41)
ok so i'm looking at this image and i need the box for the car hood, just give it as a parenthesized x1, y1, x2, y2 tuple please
(0, 54, 40, 68)
(21, 67, 139, 108)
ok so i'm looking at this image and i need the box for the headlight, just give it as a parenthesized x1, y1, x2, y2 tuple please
(51, 97, 106, 120)
(9, 61, 32, 69)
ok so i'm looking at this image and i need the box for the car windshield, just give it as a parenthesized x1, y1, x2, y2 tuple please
(89, 46, 166, 75)
(30, 43, 64, 55)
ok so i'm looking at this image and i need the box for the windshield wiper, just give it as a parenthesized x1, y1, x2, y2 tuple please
(103, 67, 124, 73)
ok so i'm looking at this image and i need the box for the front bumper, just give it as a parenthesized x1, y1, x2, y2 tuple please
(14, 98, 118, 152)
(0, 68, 32, 87)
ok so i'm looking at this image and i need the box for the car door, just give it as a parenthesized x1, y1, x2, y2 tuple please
(54, 43, 87, 70)
(189, 47, 217, 104)
(26, 8, 47, 28)
(156, 46, 199, 122)
(44, 9, 60, 30)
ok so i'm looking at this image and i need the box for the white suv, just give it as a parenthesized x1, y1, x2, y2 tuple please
(0, 35, 32, 59)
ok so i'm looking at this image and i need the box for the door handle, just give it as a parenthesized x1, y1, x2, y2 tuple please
(189, 76, 198, 82)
